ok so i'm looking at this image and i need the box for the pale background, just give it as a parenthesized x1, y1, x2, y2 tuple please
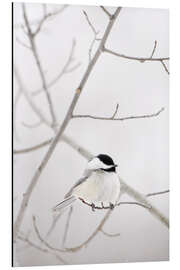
(13, 2, 169, 267)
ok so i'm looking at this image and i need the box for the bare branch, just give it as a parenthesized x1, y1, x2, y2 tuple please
(13, 88, 22, 142)
(14, 66, 51, 127)
(72, 107, 164, 121)
(13, 7, 122, 242)
(32, 40, 81, 96)
(32, 215, 79, 254)
(100, 229, 120, 237)
(14, 66, 92, 159)
(22, 3, 57, 127)
(33, 5, 68, 36)
(120, 179, 169, 228)
(42, 4, 47, 17)
(161, 60, 170, 75)
(46, 212, 63, 238)
(100, 6, 112, 18)
(14, 4, 68, 32)
(79, 198, 151, 210)
(64, 210, 112, 252)
(83, 10, 98, 35)
(22, 120, 42, 129)
(16, 36, 31, 50)
(150, 40, 157, 58)
(83, 10, 101, 62)
(62, 206, 73, 246)
(111, 103, 119, 118)
(103, 47, 169, 74)
(13, 133, 92, 158)
(146, 189, 169, 197)
(103, 47, 169, 62)
(17, 235, 67, 264)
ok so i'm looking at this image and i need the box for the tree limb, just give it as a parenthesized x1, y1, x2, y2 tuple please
(72, 107, 164, 121)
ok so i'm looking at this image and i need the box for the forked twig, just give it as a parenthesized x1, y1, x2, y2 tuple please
(83, 10, 101, 62)
(72, 107, 164, 121)
(100, 6, 112, 18)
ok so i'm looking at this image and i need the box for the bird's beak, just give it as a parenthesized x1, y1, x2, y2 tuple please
(114, 164, 118, 168)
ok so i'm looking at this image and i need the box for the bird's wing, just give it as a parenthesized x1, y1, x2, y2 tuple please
(64, 169, 92, 198)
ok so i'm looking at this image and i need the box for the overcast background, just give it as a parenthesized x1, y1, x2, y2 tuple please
(13, 2, 169, 266)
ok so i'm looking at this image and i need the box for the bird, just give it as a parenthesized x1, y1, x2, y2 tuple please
(53, 154, 121, 212)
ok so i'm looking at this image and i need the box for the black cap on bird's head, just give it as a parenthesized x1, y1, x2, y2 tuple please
(87, 154, 118, 172)
(97, 154, 118, 172)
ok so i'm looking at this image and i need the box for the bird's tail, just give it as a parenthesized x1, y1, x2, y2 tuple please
(52, 195, 77, 212)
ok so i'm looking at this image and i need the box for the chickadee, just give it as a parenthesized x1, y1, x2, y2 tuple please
(53, 154, 120, 212)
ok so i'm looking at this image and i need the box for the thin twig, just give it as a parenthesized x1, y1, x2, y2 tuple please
(14, 65, 91, 159)
(14, 67, 51, 127)
(16, 36, 31, 50)
(103, 47, 169, 62)
(111, 103, 119, 118)
(13, 134, 92, 157)
(146, 189, 169, 197)
(32, 216, 66, 253)
(161, 60, 170, 75)
(100, 229, 120, 237)
(14, 106, 164, 155)
(17, 235, 67, 264)
(72, 107, 164, 121)
(150, 40, 157, 58)
(120, 179, 169, 228)
(32, 39, 81, 96)
(64, 210, 112, 252)
(22, 3, 57, 127)
(62, 206, 73, 246)
(13, 89, 22, 142)
(46, 212, 63, 238)
(83, 10, 98, 35)
(14, 5, 68, 29)
(83, 10, 101, 62)
(100, 6, 112, 18)
(22, 120, 42, 129)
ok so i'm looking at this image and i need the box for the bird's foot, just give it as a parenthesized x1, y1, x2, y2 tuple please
(101, 202, 105, 209)
(109, 203, 115, 210)
(91, 203, 95, 212)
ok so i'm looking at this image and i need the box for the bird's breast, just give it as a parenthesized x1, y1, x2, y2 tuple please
(73, 171, 120, 204)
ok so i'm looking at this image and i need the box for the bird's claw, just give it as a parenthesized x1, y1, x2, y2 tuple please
(91, 203, 95, 212)
(101, 202, 104, 209)
(110, 203, 115, 210)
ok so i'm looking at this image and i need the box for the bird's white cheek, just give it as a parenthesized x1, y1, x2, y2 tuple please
(87, 158, 103, 170)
